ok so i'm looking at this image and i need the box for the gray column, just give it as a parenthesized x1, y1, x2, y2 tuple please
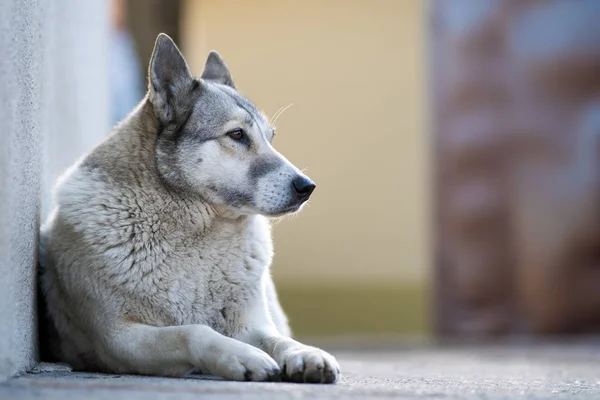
(0, 0, 109, 379)
(0, 0, 45, 379)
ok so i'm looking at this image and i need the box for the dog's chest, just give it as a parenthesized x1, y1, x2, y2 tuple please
(136, 216, 273, 335)
(189, 234, 267, 332)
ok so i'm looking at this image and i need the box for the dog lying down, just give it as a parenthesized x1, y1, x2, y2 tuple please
(39, 33, 339, 383)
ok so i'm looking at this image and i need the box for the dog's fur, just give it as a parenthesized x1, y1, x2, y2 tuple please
(39, 34, 339, 383)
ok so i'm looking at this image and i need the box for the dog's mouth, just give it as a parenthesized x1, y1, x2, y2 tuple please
(264, 202, 306, 217)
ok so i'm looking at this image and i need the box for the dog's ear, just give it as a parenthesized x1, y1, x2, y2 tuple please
(148, 33, 193, 123)
(201, 51, 235, 89)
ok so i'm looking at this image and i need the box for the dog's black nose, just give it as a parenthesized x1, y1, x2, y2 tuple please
(292, 176, 316, 199)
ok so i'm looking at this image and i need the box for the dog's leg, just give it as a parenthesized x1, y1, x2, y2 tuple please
(237, 288, 341, 384)
(101, 323, 280, 380)
(264, 274, 292, 337)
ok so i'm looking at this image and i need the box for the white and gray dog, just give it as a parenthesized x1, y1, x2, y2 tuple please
(39, 33, 339, 383)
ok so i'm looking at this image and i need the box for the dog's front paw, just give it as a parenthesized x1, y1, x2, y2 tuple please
(280, 346, 340, 384)
(214, 345, 281, 382)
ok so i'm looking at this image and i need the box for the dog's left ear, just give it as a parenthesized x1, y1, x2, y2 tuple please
(148, 33, 194, 123)
(201, 51, 235, 89)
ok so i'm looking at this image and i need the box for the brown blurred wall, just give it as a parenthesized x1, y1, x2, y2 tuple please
(432, 0, 600, 336)
(123, 0, 181, 81)
(180, 0, 430, 288)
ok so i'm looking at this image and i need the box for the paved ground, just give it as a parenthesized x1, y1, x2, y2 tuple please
(2, 342, 600, 399)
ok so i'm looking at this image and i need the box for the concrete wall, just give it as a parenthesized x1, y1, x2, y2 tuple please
(0, 0, 44, 379)
(0, 0, 109, 379)
(181, 0, 430, 285)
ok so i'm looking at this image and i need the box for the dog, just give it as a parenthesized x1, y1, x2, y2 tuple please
(39, 33, 339, 383)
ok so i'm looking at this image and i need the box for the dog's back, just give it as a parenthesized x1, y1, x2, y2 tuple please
(39, 103, 161, 370)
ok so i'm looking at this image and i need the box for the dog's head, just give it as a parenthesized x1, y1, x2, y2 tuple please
(147, 34, 315, 217)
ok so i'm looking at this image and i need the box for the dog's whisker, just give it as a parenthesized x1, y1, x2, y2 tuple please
(271, 104, 288, 123)
(270, 105, 287, 124)
(272, 103, 294, 124)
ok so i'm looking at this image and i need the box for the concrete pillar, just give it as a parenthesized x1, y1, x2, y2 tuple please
(0, 0, 45, 379)
(0, 0, 109, 379)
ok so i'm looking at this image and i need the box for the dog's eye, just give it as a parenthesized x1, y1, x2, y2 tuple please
(227, 129, 245, 141)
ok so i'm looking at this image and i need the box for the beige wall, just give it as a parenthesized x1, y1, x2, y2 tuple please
(181, 0, 429, 285)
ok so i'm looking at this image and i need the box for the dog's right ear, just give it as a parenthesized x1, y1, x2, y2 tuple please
(148, 33, 193, 123)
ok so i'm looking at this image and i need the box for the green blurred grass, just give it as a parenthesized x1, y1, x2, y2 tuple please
(276, 282, 430, 337)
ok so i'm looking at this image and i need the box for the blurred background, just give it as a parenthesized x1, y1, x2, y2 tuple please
(33, 0, 600, 341)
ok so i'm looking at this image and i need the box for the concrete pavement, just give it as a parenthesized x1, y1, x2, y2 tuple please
(2, 343, 600, 399)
